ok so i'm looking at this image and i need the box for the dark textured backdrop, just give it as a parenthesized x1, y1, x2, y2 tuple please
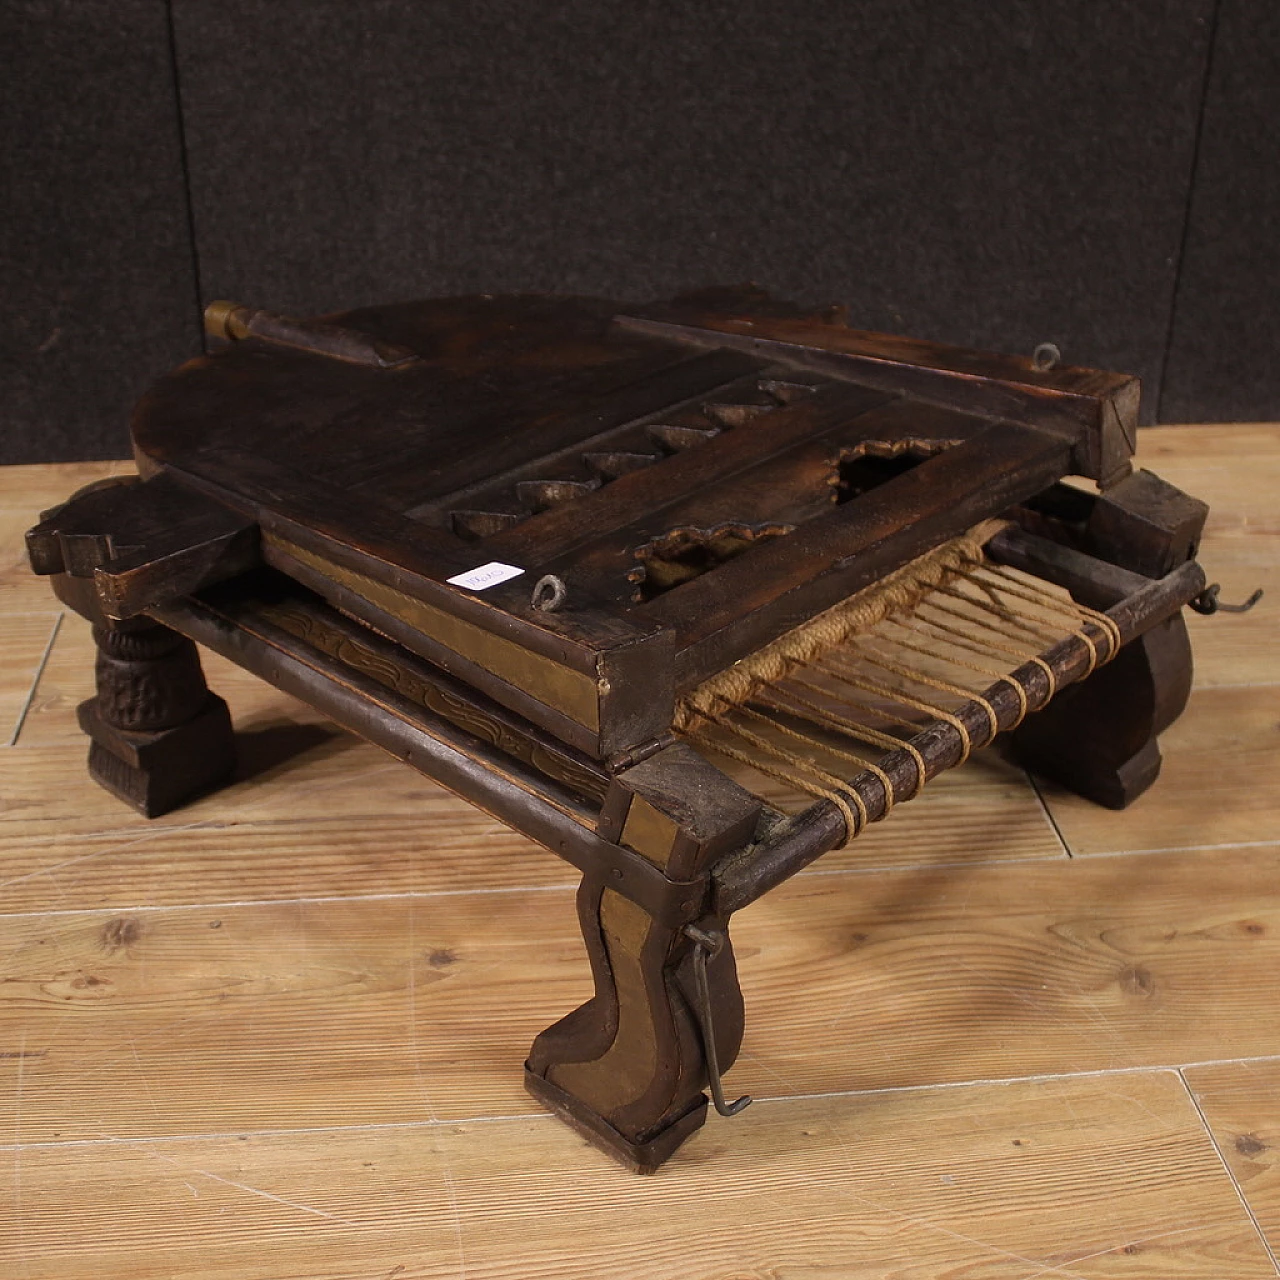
(2, 0, 1276, 464)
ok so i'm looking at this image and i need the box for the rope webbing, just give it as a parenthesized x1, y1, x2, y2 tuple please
(675, 523, 1121, 846)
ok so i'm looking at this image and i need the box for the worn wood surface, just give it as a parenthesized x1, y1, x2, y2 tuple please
(1186, 1059, 1280, 1253)
(2, 427, 1278, 1276)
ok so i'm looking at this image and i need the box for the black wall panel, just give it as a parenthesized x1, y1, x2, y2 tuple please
(1161, 0, 1280, 422)
(9, 0, 1273, 465)
(0, 2, 200, 463)
(172, 0, 1212, 426)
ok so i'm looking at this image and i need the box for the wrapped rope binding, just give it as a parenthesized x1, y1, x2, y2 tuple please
(674, 519, 1122, 845)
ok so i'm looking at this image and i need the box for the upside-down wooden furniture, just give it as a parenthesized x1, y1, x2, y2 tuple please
(27, 287, 1211, 1171)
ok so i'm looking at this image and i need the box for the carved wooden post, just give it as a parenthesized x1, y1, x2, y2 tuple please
(77, 612, 236, 817)
(1013, 469, 1208, 808)
(26, 476, 244, 819)
(525, 742, 759, 1171)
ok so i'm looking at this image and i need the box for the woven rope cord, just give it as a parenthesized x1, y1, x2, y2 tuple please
(761, 681, 928, 801)
(673, 518, 1006, 733)
(674, 523, 1122, 846)
(879, 622, 1030, 727)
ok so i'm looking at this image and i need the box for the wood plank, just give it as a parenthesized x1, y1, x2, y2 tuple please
(0, 612, 58, 745)
(1128, 425, 1276, 690)
(14, 612, 328, 748)
(0, 744, 1057, 916)
(727, 843, 1280, 1098)
(0, 458, 135, 519)
(481, 381, 893, 564)
(661, 423, 1071, 688)
(543, 397, 993, 608)
(1135, 425, 1280, 533)
(1038, 685, 1280, 855)
(0, 1072, 1271, 1278)
(0, 742, 574, 913)
(0, 890, 583, 1140)
(1185, 1058, 1280, 1258)
(3, 843, 1277, 1146)
(617, 309, 1140, 449)
(1183, 534, 1277, 688)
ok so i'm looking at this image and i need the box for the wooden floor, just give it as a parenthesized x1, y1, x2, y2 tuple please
(1, 427, 1277, 1279)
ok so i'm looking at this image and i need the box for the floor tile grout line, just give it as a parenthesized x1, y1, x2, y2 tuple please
(0, 835, 1273, 923)
(7, 1058, 1280, 1154)
(749, 1056, 1280, 1102)
(0, 851, 1074, 924)
(1066, 837, 1280, 859)
(1176, 1068, 1280, 1275)
(780, 851, 1067, 881)
(0, 883, 582, 922)
(1023, 768, 1073, 859)
(0, 1112, 559, 1153)
(1195, 680, 1280, 691)
(6, 612, 62, 748)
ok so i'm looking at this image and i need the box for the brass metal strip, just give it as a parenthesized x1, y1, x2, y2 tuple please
(267, 534, 601, 730)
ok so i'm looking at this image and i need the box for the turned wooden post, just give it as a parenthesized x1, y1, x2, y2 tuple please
(46, 569, 235, 819)
(76, 612, 236, 817)
(1012, 469, 1208, 808)
(525, 742, 760, 1171)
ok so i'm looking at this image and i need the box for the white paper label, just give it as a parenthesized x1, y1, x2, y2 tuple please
(446, 561, 525, 592)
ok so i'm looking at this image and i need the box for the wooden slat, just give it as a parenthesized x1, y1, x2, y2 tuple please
(617, 309, 1141, 430)
(0, 1073, 1272, 1279)
(616, 309, 1140, 481)
(0, 752, 1059, 918)
(481, 381, 893, 564)
(543, 398, 994, 608)
(658, 423, 1071, 687)
(1185, 1059, 1280, 1259)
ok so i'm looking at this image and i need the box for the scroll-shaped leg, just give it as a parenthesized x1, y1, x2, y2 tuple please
(1013, 469, 1207, 809)
(526, 881, 744, 1170)
(525, 743, 759, 1171)
(79, 614, 236, 817)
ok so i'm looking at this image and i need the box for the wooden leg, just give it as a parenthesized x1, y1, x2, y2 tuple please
(526, 875, 745, 1172)
(1014, 468, 1207, 810)
(1012, 613, 1193, 809)
(79, 617, 236, 817)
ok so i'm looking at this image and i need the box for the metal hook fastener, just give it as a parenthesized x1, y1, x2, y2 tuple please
(683, 925, 752, 1118)
(1189, 583, 1263, 616)
(1032, 342, 1061, 372)
(530, 574, 567, 612)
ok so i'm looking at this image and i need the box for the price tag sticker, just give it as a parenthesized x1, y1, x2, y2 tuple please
(446, 562, 525, 592)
